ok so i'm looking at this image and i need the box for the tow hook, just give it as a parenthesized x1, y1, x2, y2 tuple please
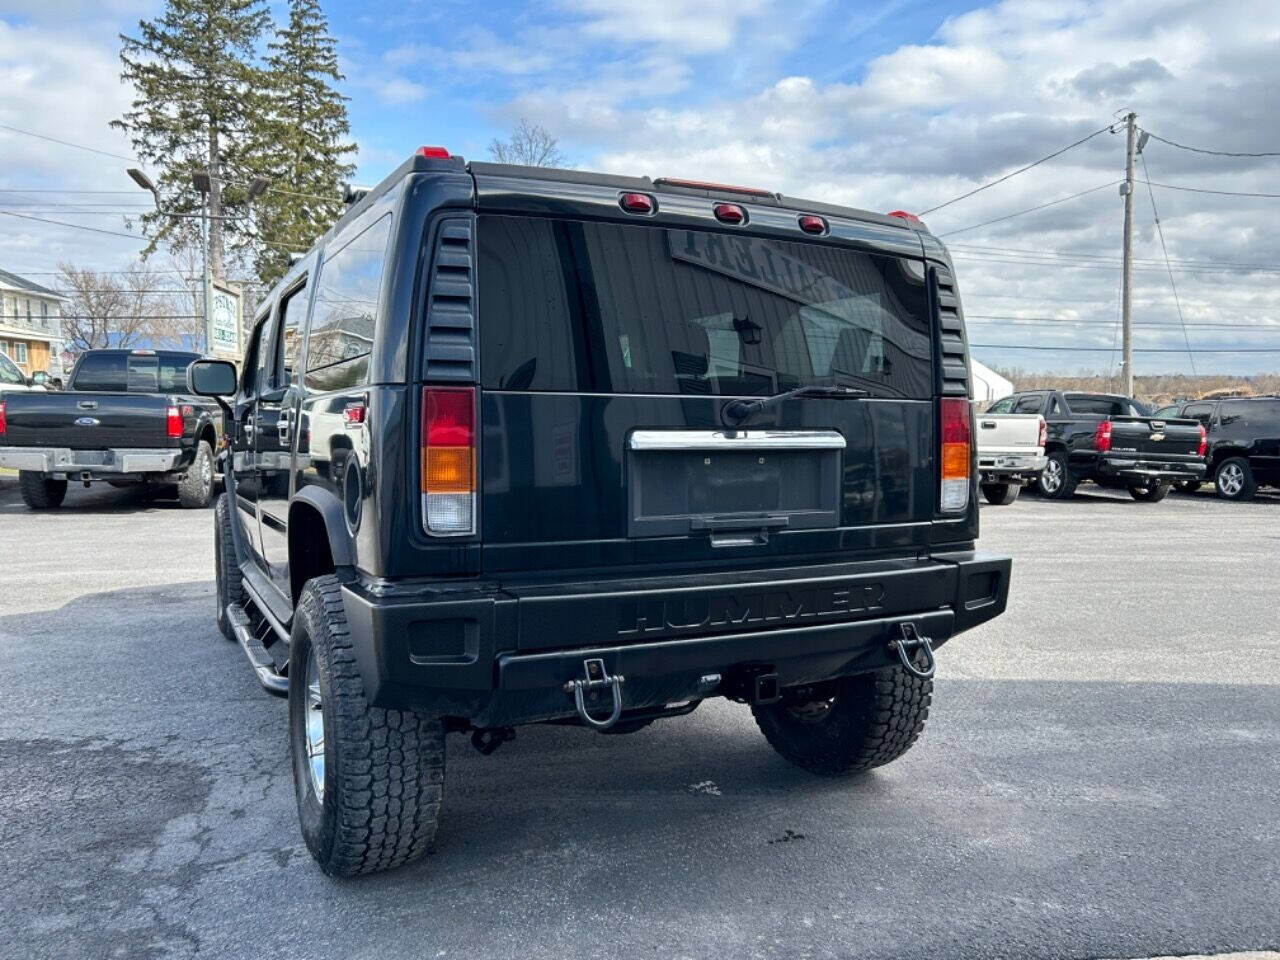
(889, 622, 936, 679)
(470, 727, 516, 756)
(564, 658, 625, 730)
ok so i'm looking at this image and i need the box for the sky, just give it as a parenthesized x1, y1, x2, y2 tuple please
(1, 0, 1279, 376)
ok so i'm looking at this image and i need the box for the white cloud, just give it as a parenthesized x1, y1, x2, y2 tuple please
(563, 0, 775, 54)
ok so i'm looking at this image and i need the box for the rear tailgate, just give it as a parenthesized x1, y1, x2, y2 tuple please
(0, 391, 172, 449)
(1108, 416, 1202, 460)
(976, 413, 1041, 458)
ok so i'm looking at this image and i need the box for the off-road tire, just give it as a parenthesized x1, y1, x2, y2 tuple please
(177, 441, 215, 509)
(214, 494, 246, 642)
(18, 471, 67, 510)
(1128, 482, 1170, 502)
(1034, 451, 1077, 499)
(1215, 457, 1256, 501)
(290, 575, 446, 877)
(981, 482, 1019, 505)
(752, 667, 932, 776)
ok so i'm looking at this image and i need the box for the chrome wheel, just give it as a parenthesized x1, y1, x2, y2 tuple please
(1041, 458, 1063, 493)
(200, 450, 213, 489)
(304, 648, 326, 802)
(1218, 463, 1244, 497)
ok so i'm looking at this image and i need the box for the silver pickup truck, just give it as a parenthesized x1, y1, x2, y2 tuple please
(974, 399, 1047, 504)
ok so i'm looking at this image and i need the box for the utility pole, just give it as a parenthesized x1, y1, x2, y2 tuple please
(1120, 111, 1137, 397)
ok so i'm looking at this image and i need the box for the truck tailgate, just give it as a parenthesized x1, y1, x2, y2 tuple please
(0, 392, 172, 449)
(1109, 416, 1202, 458)
(976, 413, 1042, 457)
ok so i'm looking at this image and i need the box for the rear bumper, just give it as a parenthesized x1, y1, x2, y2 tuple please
(341, 551, 1012, 726)
(978, 452, 1046, 481)
(1096, 455, 1205, 482)
(0, 446, 184, 475)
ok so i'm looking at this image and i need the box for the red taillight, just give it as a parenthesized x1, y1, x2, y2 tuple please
(1037, 415, 1047, 449)
(619, 192, 655, 214)
(939, 397, 971, 512)
(166, 405, 182, 439)
(0, 399, 6, 437)
(714, 202, 746, 225)
(654, 177, 772, 197)
(1197, 424, 1207, 458)
(342, 402, 366, 428)
(1094, 420, 1112, 453)
(798, 214, 827, 235)
(886, 210, 922, 223)
(416, 145, 451, 159)
(421, 386, 476, 536)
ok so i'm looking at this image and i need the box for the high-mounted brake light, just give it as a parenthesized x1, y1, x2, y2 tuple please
(714, 202, 747, 225)
(939, 398, 971, 513)
(1197, 424, 1207, 458)
(1037, 415, 1048, 449)
(421, 386, 475, 536)
(1094, 420, 1112, 453)
(416, 145, 451, 159)
(166, 405, 182, 440)
(654, 178, 773, 197)
(0, 399, 6, 437)
(886, 210, 922, 224)
(798, 214, 828, 235)
(619, 192, 655, 214)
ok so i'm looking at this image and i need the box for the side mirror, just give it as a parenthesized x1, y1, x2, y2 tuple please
(188, 359, 238, 397)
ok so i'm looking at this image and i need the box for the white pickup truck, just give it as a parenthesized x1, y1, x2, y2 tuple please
(974, 397, 1047, 504)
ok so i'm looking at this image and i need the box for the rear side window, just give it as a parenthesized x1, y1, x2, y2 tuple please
(73, 352, 197, 392)
(1220, 399, 1280, 426)
(1066, 395, 1137, 417)
(306, 215, 392, 392)
(986, 396, 1015, 414)
(1181, 402, 1214, 425)
(1012, 395, 1043, 414)
(478, 216, 934, 399)
(0, 351, 22, 385)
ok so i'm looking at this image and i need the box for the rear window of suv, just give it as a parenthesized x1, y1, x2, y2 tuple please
(478, 216, 934, 399)
(72, 351, 198, 392)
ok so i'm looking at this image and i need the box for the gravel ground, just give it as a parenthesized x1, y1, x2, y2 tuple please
(0, 478, 1276, 960)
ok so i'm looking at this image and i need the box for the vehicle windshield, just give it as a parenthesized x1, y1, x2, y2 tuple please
(0, 351, 23, 385)
(72, 351, 200, 392)
(478, 216, 935, 399)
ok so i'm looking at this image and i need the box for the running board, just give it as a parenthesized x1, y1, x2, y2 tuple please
(226, 603, 289, 696)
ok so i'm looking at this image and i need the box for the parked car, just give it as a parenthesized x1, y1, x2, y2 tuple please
(1153, 396, 1280, 500)
(189, 147, 1013, 877)
(975, 396, 1047, 504)
(0, 351, 46, 393)
(0, 348, 221, 509)
(999, 390, 1205, 501)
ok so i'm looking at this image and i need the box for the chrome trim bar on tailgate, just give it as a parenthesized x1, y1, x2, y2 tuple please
(628, 429, 847, 451)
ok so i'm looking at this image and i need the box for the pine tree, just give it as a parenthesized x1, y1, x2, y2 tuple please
(251, 0, 356, 285)
(114, 0, 271, 284)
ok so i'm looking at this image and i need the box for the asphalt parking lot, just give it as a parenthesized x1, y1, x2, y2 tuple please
(1, 477, 1277, 960)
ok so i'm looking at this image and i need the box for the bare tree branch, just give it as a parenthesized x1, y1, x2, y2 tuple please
(488, 119, 565, 168)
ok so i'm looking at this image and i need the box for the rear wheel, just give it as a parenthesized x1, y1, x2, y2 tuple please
(18, 471, 67, 510)
(1215, 457, 1256, 501)
(290, 575, 446, 877)
(214, 494, 246, 642)
(752, 667, 932, 776)
(981, 482, 1019, 505)
(1034, 451, 1076, 500)
(1128, 482, 1170, 502)
(177, 441, 215, 509)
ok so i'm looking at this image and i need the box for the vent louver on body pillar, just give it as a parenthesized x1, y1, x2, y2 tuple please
(424, 218, 477, 381)
(932, 263, 971, 397)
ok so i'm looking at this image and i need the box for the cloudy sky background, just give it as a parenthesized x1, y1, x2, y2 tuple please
(2, 0, 1278, 375)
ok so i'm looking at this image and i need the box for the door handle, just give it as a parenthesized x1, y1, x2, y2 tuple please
(278, 409, 294, 445)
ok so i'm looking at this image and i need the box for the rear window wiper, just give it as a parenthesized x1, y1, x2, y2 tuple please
(722, 383, 868, 426)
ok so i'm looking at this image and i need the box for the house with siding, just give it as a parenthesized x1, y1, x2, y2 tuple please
(0, 268, 66, 378)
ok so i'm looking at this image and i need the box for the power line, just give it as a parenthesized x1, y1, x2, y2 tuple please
(973, 343, 1280, 353)
(0, 209, 146, 240)
(1141, 129, 1280, 158)
(920, 124, 1113, 215)
(1139, 154, 1196, 376)
(948, 242, 1280, 273)
(936, 181, 1120, 237)
(0, 122, 136, 162)
(1142, 179, 1280, 199)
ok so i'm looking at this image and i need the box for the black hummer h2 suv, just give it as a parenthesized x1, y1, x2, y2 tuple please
(188, 149, 1012, 876)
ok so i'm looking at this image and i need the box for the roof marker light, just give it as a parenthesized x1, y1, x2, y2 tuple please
(886, 210, 922, 224)
(798, 214, 827, 235)
(416, 146, 451, 159)
(655, 178, 773, 197)
(620, 192, 655, 214)
(714, 202, 747, 225)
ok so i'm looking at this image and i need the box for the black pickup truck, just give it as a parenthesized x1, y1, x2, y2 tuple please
(1002, 390, 1205, 501)
(186, 148, 1012, 877)
(0, 348, 220, 509)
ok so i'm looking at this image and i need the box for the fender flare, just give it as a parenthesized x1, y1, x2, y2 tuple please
(289, 486, 355, 569)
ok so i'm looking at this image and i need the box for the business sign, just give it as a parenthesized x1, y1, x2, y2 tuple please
(209, 282, 241, 360)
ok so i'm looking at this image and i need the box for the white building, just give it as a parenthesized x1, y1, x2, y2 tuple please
(0, 268, 66, 379)
(970, 358, 1014, 403)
